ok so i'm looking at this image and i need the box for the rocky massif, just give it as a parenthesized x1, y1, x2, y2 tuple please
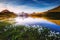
(0, 9, 17, 20)
(44, 6, 60, 20)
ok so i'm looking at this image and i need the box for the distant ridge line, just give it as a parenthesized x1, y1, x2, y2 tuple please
(47, 6, 60, 12)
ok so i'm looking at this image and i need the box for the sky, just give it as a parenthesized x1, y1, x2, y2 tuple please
(0, 0, 60, 13)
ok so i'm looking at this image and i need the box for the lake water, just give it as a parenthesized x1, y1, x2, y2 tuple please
(0, 16, 60, 32)
(14, 16, 60, 32)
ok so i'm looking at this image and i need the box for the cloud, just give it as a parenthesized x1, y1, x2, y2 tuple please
(7, 5, 44, 13)
(0, 3, 44, 13)
(33, 0, 51, 5)
(0, 2, 58, 14)
(33, 0, 60, 6)
(0, 3, 7, 11)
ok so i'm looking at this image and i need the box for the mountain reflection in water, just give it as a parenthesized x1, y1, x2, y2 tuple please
(0, 16, 60, 32)
(14, 16, 60, 32)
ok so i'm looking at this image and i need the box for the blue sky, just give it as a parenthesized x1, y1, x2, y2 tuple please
(0, 0, 60, 13)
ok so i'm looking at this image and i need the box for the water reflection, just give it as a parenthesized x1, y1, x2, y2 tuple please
(14, 16, 60, 32)
(0, 16, 60, 32)
(14, 16, 48, 25)
(0, 18, 15, 24)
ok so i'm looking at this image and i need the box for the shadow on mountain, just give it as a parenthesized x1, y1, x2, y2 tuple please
(0, 9, 17, 20)
(45, 12, 60, 20)
(44, 6, 60, 20)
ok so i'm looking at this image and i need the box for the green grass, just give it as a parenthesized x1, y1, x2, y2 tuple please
(0, 22, 60, 40)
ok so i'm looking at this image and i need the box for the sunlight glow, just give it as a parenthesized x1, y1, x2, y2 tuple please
(0, 3, 57, 14)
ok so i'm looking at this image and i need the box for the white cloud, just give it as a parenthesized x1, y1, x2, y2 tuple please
(33, 0, 50, 5)
(0, 3, 45, 14)
(0, 3, 7, 11)
(0, 3, 57, 14)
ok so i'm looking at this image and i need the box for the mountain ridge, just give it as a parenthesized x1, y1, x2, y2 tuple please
(44, 6, 60, 20)
(47, 6, 60, 12)
(0, 9, 17, 19)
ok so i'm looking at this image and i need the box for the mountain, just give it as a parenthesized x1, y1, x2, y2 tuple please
(1, 9, 11, 13)
(0, 9, 17, 19)
(47, 6, 60, 12)
(44, 6, 60, 20)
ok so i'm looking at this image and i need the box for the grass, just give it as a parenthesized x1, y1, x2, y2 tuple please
(0, 22, 60, 40)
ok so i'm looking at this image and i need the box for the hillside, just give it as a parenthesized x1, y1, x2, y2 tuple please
(44, 6, 60, 20)
(47, 6, 60, 12)
(0, 9, 17, 19)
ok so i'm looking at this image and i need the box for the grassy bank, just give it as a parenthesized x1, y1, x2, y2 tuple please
(0, 22, 60, 40)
